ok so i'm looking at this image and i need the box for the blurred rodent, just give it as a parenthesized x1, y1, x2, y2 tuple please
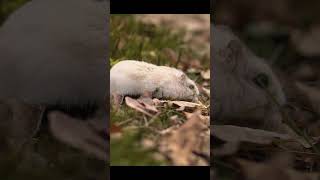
(212, 24, 286, 131)
(0, 0, 108, 108)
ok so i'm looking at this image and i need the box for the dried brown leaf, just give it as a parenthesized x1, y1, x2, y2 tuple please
(125, 96, 157, 117)
(167, 100, 203, 111)
(212, 125, 291, 145)
(48, 111, 108, 162)
(159, 110, 209, 165)
(201, 69, 210, 80)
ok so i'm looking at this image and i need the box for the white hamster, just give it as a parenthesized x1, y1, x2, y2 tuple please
(0, 0, 109, 106)
(110, 60, 199, 102)
(212, 25, 286, 131)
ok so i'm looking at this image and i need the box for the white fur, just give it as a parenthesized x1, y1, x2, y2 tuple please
(110, 60, 199, 102)
(0, 0, 109, 105)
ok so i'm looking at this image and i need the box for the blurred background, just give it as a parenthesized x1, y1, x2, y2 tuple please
(212, 0, 320, 179)
(0, 0, 29, 24)
(0, 1, 108, 179)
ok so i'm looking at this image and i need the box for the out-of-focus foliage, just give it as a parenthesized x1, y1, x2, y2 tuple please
(0, 0, 29, 24)
(110, 15, 186, 67)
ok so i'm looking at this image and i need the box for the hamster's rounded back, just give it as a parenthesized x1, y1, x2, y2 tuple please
(0, 0, 109, 105)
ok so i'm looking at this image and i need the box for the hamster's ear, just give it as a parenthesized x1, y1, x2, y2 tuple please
(218, 39, 244, 71)
(179, 73, 187, 81)
(225, 40, 243, 62)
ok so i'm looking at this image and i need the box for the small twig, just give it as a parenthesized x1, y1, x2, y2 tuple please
(117, 118, 134, 126)
(138, 38, 145, 60)
(174, 48, 183, 68)
(111, 37, 120, 57)
(263, 88, 320, 155)
(143, 116, 149, 127)
(146, 112, 162, 126)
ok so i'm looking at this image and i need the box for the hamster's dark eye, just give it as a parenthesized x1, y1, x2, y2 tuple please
(189, 85, 195, 90)
(253, 73, 269, 89)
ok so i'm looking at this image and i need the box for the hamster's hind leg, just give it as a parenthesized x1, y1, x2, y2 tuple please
(111, 93, 124, 110)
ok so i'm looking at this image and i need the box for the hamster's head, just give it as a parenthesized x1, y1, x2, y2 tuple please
(213, 25, 287, 131)
(156, 69, 199, 102)
(179, 73, 200, 102)
(214, 27, 286, 109)
(247, 56, 286, 106)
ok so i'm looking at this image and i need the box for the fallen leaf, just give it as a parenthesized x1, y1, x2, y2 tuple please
(137, 96, 158, 113)
(201, 69, 210, 80)
(202, 87, 211, 97)
(159, 110, 209, 165)
(166, 100, 203, 111)
(48, 111, 108, 162)
(212, 141, 240, 156)
(212, 125, 291, 145)
(125, 96, 157, 117)
(212, 125, 319, 149)
(187, 67, 200, 74)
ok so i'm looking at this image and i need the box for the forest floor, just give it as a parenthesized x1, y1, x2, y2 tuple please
(110, 15, 210, 165)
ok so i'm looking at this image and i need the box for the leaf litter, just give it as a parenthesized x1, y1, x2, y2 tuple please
(114, 95, 210, 165)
